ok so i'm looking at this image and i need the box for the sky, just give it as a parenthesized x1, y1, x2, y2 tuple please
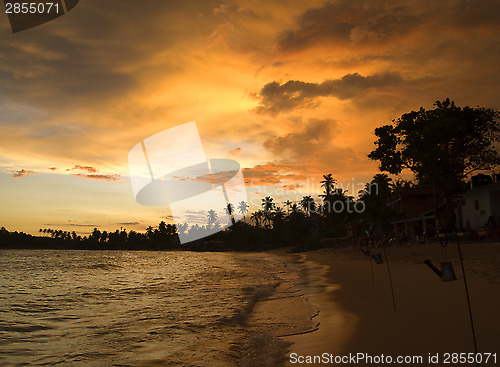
(1, 0, 499, 235)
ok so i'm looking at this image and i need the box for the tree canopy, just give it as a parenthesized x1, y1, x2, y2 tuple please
(369, 98, 500, 192)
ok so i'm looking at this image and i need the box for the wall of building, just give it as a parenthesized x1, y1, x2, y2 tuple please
(462, 189, 491, 230)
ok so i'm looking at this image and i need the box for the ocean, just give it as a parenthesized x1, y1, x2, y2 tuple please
(0, 249, 317, 366)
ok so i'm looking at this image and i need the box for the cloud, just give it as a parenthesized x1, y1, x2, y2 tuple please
(228, 147, 241, 156)
(278, 0, 500, 51)
(66, 164, 120, 181)
(72, 173, 120, 182)
(280, 183, 303, 191)
(0, 0, 233, 173)
(279, 1, 418, 51)
(48, 167, 57, 171)
(13, 169, 35, 177)
(261, 118, 376, 180)
(255, 72, 403, 114)
(45, 222, 98, 227)
(68, 164, 98, 173)
(243, 161, 306, 186)
(67, 223, 99, 227)
(263, 118, 336, 156)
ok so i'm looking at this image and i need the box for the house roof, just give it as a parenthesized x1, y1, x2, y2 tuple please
(461, 181, 500, 197)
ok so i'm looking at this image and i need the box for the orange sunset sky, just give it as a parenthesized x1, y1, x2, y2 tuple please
(1, 0, 499, 235)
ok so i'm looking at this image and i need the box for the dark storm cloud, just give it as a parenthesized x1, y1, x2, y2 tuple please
(279, 1, 419, 50)
(0, 0, 218, 112)
(279, 0, 500, 51)
(255, 72, 403, 114)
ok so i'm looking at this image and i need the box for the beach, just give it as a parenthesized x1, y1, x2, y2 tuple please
(283, 241, 500, 366)
(1, 244, 499, 366)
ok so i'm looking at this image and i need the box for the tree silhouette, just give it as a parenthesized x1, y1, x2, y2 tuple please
(320, 173, 337, 198)
(273, 207, 286, 228)
(90, 228, 101, 242)
(261, 197, 275, 227)
(358, 174, 395, 230)
(176, 223, 188, 236)
(237, 201, 249, 222)
(207, 209, 218, 227)
(250, 210, 263, 227)
(262, 196, 275, 212)
(369, 98, 500, 230)
(301, 196, 316, 216)
(224, 203, 236, 225)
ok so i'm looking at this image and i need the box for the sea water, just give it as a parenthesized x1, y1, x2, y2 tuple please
(0, 249, 317, 366)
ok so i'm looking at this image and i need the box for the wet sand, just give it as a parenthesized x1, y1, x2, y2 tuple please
(284, 241, 500, 366)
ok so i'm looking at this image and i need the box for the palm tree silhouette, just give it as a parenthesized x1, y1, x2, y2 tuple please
(320, 173, 337, 197)
(284, 200, 292, 214)
(207, 209, 218, 227)
(273, 206, 286, 227)
(224, 203, 236, 225)
(301, 196, 316, 216)
(250, 209, 263, 227)
(261, 197, 275, 227)
(262, 196, 275, 212)
(176, 223, 188, 235)
(237, 201, 249, 222)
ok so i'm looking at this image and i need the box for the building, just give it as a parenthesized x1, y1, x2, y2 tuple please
(389, 188, 438, 242)
(461, 181, 500, 231)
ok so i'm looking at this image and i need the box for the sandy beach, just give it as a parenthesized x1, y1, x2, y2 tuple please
(284, 241, 500, 366)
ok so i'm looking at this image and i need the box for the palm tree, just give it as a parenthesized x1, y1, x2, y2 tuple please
(284, 200, 292, 214)
(320, 173, 337, 197)
(224, 203, 236, 225)
(100, 231, 108, 243)
(262, 196, 275, 213)
(207, 209, 218, 227)
(262, 210, 274, 228)
(250, 209, 263, 227)
(390, 178, 412, 195)
(146, 226, 154, 240)
(372, 173, 392, 196)
(273, 207, 286, 227)
(176, 223, 188, 235)
(237, 201, 249, 222)
(301, 196, 316, 216)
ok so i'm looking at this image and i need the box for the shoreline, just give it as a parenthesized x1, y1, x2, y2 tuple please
(284, 242, 500, 366)
(281, 254, 358, 363)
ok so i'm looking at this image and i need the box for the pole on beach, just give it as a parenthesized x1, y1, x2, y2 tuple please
(369, 252, 375, 286)
(454, 229, 479, 366)
(383, 244, 396, 312)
